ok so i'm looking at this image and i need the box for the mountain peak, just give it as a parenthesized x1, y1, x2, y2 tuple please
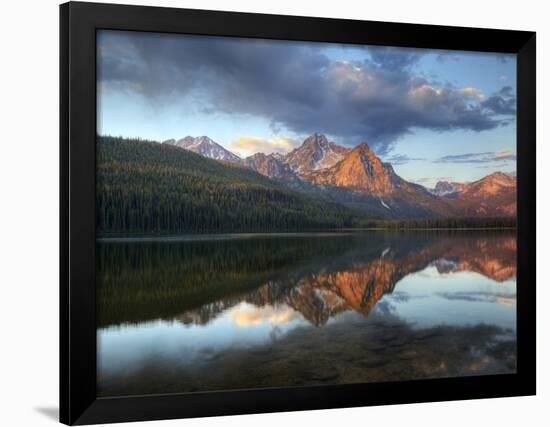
(431, 180, 464, 197)
(465, 170, 515, 195)
(284, 133, 349, 174)
(174, 136, 196, 147)
(485, 171, 513, 181)
(195, 135, 215, 143)
(171, 135, 241, 162)
(303, 133, 330, 149)
(303, 140, 402, 196)
(427, 171, 516, 216)
(431, 172, 515, 198)
(353, 142, 371, 153)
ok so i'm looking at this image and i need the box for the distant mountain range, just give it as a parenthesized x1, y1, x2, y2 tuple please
(429, 172, 516, 217)
(161, 133, 517, 219)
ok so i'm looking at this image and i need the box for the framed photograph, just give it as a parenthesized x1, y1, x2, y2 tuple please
(60, 1, 536, 425)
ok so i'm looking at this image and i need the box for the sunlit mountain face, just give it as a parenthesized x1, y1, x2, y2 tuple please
(97, 231, 516, 396)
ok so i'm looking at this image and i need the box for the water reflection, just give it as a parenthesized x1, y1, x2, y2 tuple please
(97, 231, 516, 396)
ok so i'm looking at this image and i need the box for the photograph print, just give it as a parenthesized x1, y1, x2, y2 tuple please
(96, 30, 517, 397)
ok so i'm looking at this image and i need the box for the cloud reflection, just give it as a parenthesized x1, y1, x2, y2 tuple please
(229, 303, 300, 327)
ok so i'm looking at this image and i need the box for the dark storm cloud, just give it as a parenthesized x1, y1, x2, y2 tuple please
(365, 46, 423, 70)
(98, 31, 516, 152)
(482, 96, 516, 115)
(499, 86, 514, 97)
(98, 31, 328, 104)
(434, 150, 516, 164)
(481, 85, 516, 115)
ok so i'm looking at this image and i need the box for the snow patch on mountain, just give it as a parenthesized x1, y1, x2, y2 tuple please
(169, 135, 242, 163)
(430, 181, 463, 197)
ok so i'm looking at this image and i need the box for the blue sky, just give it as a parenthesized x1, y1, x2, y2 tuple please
(97, 30, 516, 187)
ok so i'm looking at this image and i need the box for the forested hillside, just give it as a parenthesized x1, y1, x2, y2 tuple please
(96, 136, 368, 234)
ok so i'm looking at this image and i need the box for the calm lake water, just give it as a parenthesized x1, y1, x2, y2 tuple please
(97, 231, 517, 396)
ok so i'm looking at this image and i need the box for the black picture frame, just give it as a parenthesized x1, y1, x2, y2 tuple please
(60, 1, 536, 425)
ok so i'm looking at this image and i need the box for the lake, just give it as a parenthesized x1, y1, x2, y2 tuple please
(96, 230, 517, 396)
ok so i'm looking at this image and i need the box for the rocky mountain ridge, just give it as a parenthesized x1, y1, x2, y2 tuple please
(162, 132, 516, 218)
(283, 132, 350, 174)
(164, 135, 242, 163)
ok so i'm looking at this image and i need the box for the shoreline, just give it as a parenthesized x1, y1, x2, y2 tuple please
(96, 227, 517, 242)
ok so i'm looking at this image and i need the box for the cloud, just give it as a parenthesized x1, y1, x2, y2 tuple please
(98, 31, 516, 153)
(494, 148, 516, 159)
(475, 163, 510, 169)
(481, 85, 516, 115)
(229, 305, 298, 327)
(436, 53, 460, 63)
(434, 149, 516, 164)
(499, 86, 513, 97)
(437, 291, 516, 304)
(366, 46, 423, 70)
(229, 135, 298, 157)
(495, 54, 514, 64)
(382, 153, 425, 165)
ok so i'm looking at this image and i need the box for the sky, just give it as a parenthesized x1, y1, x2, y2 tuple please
(97, 30, 517, 187)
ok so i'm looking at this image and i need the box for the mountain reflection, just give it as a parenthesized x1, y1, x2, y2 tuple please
(97, 231, 516, 328)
